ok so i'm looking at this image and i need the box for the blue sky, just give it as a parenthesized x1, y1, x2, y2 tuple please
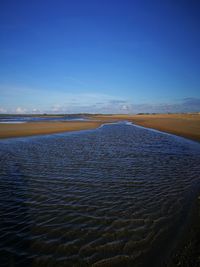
(0, 0, 200, 113)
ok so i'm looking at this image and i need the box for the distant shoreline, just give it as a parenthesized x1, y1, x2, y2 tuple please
(0, 113, 200, 142)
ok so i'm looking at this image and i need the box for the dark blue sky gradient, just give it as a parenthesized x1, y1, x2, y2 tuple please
(0, 0, 200, 113)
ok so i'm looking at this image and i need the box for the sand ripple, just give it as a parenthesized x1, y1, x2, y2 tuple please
(0, 123, 200, 266)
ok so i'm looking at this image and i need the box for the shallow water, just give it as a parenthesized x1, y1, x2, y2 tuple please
(0, 123, 200, 266)
(0, 115, 88, 123)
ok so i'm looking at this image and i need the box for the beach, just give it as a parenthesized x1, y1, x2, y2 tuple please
(0, 114, 200, 142)
(92, 113, 200, 142)
(0, 121, 103, 139)
(0, 117, 200, 266)
(168, 195, 200, 267)
(0, 121, 200, 266)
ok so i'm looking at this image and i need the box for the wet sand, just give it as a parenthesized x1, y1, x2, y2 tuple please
(0, 116, 200, 266)
(0, 121, 103, 139)
(1, 122, 200, 266)
(0, 114, 200, 142)
(167, 195, 200, 267)
(92, 114, 200, 142)
(91, 114, 200, 266)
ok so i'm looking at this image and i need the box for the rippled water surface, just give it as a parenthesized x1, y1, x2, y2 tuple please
(0, 123, 200, 267)
(0, 115, 88, 123)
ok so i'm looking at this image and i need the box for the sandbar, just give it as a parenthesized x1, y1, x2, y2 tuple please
(91, 113, 200, 142)
(0, 114, 200, 142)
(0, 121, 103, 139)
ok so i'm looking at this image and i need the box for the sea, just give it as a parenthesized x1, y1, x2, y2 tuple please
(0, 115, 88, 123)
(0, 122, 200, 266)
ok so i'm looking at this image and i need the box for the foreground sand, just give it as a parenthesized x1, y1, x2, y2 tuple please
(91, 114, 200, 142)
(168, 195, 200, 267)
(0, 121, 103, 139)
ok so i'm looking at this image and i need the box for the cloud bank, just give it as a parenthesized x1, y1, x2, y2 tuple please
(0, 97, 199, 114)
(0, 85, 199, 114)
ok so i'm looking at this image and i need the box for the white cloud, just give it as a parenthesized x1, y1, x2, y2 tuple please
(15, 107, 26, 114)
(131, 98, 200, 114)
(49, 104, 68, 113)
(0, 107, 7, 113)
(32, 108, 41, 113)
(1, 82, 199, 114)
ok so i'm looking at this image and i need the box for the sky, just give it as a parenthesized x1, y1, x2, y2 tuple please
(0, 0, 200, 114)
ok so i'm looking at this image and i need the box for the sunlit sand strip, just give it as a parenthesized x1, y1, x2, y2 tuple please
(91, 114, 200, 142)
(0, 114, 200, 141)
(0, 121, 104, 139)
